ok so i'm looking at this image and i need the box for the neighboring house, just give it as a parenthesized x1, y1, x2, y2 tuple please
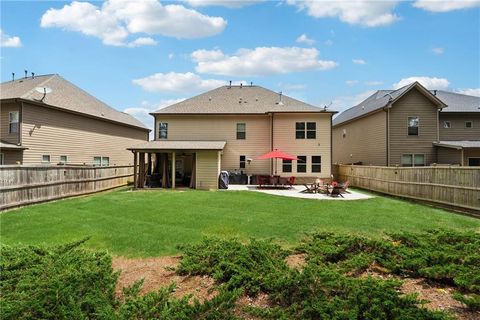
(0, 74, 149, 165)
(332, 82, 480, 166)
(129, 84, 336, 190)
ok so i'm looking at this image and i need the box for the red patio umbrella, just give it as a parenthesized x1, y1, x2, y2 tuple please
(257, 149, 299, 174)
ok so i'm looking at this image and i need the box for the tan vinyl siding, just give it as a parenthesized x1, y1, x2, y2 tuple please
(332, 111, 387, 166)
(389, 88, 438, 166)
(21, 103, 148, 165)
(437, 147, 462, 165)
(196, 150, 220, 190)
(273, 113, 331, 178)
(1, 150, 23, 164)
(155, 115, 272, 175)
(0, 101, 21, 145)
(439, 113, 480, 141)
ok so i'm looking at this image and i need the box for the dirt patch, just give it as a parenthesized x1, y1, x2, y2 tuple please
(112, 256, 217, 302)
(401, 278, 479, 320)
(285, 253, 307, 270)
(234, 292, 272, 319)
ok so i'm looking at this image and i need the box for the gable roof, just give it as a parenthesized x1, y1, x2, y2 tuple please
(434, 90, 480, 113)
(152, 85, 336, 115)
(0, 74, 149, 131)
(332, 82, 446, 127)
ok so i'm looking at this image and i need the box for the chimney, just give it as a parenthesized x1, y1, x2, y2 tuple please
(12, 73, 15, 81)
(278, 91, 284, 105)
(250, 81, 253, 87)
(433, 90, 437, 96)
(31, 72, 35, 79)
(229, 80, 232, 88)
(240, 83, 243, 88)
(24, 70, 28, 79)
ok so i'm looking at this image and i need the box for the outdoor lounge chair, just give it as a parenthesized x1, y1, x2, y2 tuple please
(329, 185, 344, 198)
(339, 181, 350, 194)
(286, 176, 296, 187)
(302, 183, 318, 193)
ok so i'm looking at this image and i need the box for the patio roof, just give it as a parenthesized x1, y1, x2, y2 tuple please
(433, 141, 480, 150)
(0, 141, 28, 150)
(127, 140, 226, 152)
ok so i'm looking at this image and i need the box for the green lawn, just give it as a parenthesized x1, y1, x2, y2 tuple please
(1, 188, 478, 257)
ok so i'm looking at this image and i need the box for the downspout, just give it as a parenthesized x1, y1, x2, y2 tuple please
(153, 115, 157, 141)
(270, 112, 274, 175)
(330, 114, 333, 178)
(383, 103, 392, 166)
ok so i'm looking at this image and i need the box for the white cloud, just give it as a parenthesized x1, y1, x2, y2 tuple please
(184, 0, 262, 8)
(168, 53, 175, 59)
(191, 47, 338, 76)
(127, 37, 157, 47)
(432, 47, 444, 54)
(296, 33, 315, 45)
(287, 0, 400, 27)
(365, 81, 384, 86)
(132, 72, 225, 93)
(413, 0, 480, 12)
(346, 80, 359, 86)
(352, 58, 366, 65)
(393, 76, 450, 90)
(40, 0, 226, 46)
(455, 88, 480, 97)
(0, 29, 22, 47)
(324, 39, 333, 46)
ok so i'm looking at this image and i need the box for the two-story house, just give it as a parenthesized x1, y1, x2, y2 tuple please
(332, 82, 479, 166)
(128, 84, 336, 190)
(0, 74, 149, 165)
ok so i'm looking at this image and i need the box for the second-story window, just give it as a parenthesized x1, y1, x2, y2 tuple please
(236, 123, 246, 139)
(159, 123, 168, 139)
(443, 121, 451, 128)
(295, 122, 316, 139)
(408, 116, 419, 136)
(9, 111, 19, 133)
(465, 121, 473, 129)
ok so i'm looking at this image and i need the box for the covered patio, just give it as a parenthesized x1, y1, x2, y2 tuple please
(127, 141, 225, 189)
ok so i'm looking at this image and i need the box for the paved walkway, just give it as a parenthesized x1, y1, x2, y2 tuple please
(225, 185, 372, 201)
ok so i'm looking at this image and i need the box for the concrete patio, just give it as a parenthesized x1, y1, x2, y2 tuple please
(225, 185, 372, 201)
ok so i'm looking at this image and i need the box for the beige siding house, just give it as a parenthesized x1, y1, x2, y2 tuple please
(129, 85, 335, 190)
(332, 82, 480, 166)
(0, 74, 149, 165)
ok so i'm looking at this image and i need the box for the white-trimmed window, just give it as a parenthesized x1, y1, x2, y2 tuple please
(408, 116, 419, 135)
(9, 111, 19, 133)
(295, 122, 316, 139)
(311, 156, 321, 172)
(236, 123, 246, 139)
(401, 154, 425, 167)
(158, 122, 168, 139)
(239, 155, 246, 169)
(443, 121, 451, 128)
(59, 155, 67, 163)
(282, 159, 292, 172)
(94, 156, 109, 166)
(465, 121, 473, 129)
(42, 155, 51, 163)
(297, 156, 306, 173)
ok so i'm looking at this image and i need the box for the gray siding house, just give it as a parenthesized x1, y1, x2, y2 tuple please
(332, 82, 479, 166)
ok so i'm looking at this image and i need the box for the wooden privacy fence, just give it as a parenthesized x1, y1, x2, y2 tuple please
(334, 165, 480, 212)
(0, 165, 134, 210)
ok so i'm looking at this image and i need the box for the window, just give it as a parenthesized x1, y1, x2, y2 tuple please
(42, 155, 50, 163)
(408, 116, 419, 135)
(468, 158, 480, 166)
(297, 156, 306, 173)
(295, 122, 316, 139)
(0, 153, 4, 165)
(402, 154, 425, 167)
(9, 111, 19, 133)
(236, 123, 246, 139)
(295, 122, 305, 139)
(94, 156, 109, 166)
(311, 156, 321, 172)
(414, 154, 425, 166)
(158, 122, 168, 139)
(60, 155, 67, 163)
(465, 121, 473, 129)
(239, 155, 246, 169)
(443, 121, 451, 128)
(282, 159, 292, 172)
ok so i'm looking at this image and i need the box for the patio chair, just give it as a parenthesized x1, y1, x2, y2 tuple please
(339, 181, 350, 194)
(316, 179, 329, 194)
(286, 176, 296, 188)
(302, 183, 318, 193)
(329, 185, 344, 198)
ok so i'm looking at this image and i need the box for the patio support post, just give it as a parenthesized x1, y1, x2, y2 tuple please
(133, 151, 138, 188)
(138, 152, 146, 188)
(171, 151, 176, 189)
(147, 153, 152, 175)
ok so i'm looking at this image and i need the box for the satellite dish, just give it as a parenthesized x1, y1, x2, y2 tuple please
(34, 87, 52, 102)
(35, 87, 52, 94)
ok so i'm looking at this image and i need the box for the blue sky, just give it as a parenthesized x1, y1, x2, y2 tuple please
(1, 0, 479, 129)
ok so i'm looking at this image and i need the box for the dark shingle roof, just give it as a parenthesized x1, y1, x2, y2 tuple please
(0, 74, 149, 131)
(434, 90, 480, 113)
(332, 82, 452, 127)
(152, 85, 335, 114)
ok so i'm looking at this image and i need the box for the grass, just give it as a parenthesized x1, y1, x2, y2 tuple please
(1, 188, 478, 257)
